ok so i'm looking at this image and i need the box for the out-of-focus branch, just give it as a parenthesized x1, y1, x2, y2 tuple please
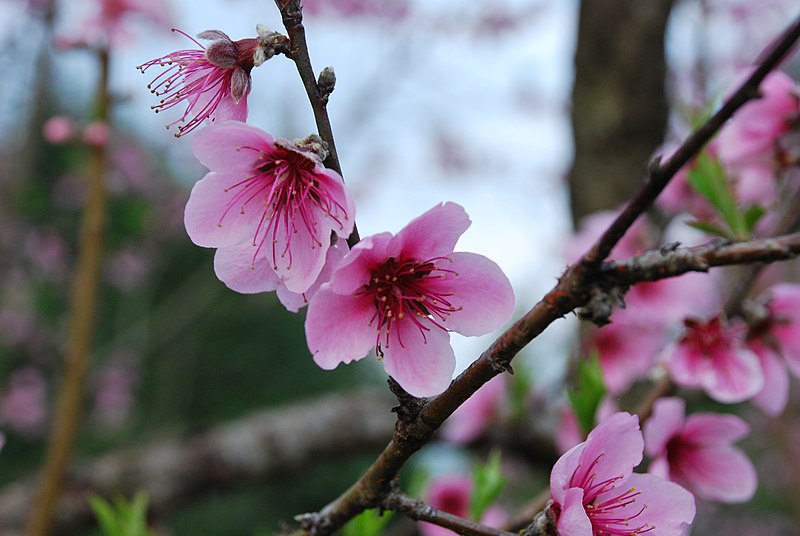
(0, 389, 394, 535)
(25, 48, 111, 536)
(274, 0, 360, 246)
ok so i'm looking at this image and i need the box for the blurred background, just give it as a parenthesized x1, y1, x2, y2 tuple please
(0, 0, 799, 534)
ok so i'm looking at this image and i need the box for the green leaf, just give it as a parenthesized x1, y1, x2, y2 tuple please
(743, 204, 766, 233)
(88, 495, 121, 536)
(685, 220, 734, 239)
(566, 352, 607, 436)
(88, 493, 154, 536)
(469, 449, 506, 521)
(509, 364, 532, 421)
(687, 152, 748, 238)
(342, 508, 393, 536)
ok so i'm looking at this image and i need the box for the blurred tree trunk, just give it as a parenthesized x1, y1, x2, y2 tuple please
(569, 0, 676, 224)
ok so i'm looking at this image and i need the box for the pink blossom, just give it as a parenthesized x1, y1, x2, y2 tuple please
(717, 71, 799, 168)
(749, 340, 789, 416)
(666, 316, 763, 403)
(184, 122, 355, 295)
(42, 116, 74, 144)
(762, 283, 800, 377)
(83, 121, 110, 147)
(92, 357, 138, 429)
(0, 368, 47, 436)
(138, 29, 258, 137)
(419, 474, 506, 536)
(305, 203, 515, 397)
(554, 397, 618, 455)
(441, 374, 506, 444)
(550, 412, 695, 536)
(565, 209, 653, 263)
(644, 397, 757, 503)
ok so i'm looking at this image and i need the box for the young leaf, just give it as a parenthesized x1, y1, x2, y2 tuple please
(687, 152, 748, 238)
(743, 204, 766, 233)
(566, 352, 607, 436)
(686, 220, 734, 239)
(342, 508, 393, 536)
(469, 449, 506, 522)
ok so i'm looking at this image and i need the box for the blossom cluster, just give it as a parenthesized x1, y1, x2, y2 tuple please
(139, 26, 515, 397)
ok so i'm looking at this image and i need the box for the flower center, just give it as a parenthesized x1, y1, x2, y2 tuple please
(219, 144, 348, 270)
(356, 256, 460, 357)
(682, 317, 731, 355)
(568, 454, 654, 536)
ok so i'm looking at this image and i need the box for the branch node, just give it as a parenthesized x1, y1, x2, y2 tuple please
(388, 378, 427, 423)
(576, 284, 627, 326)
(521, 500, 559, 536)
(659, 241, 680, 255)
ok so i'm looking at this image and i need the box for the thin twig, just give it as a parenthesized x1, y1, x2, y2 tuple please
(25, 48, 111, 536)
(380, 489, 517, 536)
(274, 0, 360, 246)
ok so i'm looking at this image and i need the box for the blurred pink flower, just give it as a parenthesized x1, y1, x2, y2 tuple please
(306, 203, 515, 397)
(644, 397, 757, 503)
(138, 29, 258, 137)
(42, 116, 74, 144)
(565, 209, 653, 263)
(419, 474, 505, 536)
(550, 412, 695, 536)
(441, 374, 506, 444)
(184, 122, 355, 295)
(92, 358, 138, 429)
(0, 368, 47, 436)
(762, 283, 800, 376)
(749, 340, 789, 416)
(667, 316, 763, 403)
(83, 121, 110, 147)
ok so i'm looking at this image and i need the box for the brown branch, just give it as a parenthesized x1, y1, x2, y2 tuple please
(378, 488, 516, 536)
(274, 0, 360, 247)
(25, 48, 111, 536)
(285, 13, 800, 536)
(0, 389, 394, 534)
(583, 12, 800, 267)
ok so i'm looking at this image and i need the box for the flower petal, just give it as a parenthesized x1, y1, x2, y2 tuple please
(213, 245, 280, 294)
(329, 233, 394, 295)
(381, 321, 456, 397)
(575, 412, 643, 489)
(191, 121, 270, 172)
(752, 344, 789, 416)
(613, 473, 695, 536)
(184, 171, 267, 248)
(705, 346, 764, 403)
(556, 487, 592, 536)
(394, 202, 471, 260)
(674, 446, 757, 503)
(270, 213, 330, 294)
(315, 167, 356, 239)
(643, 397, 685, 457)
(305, 285, 376, 370)
(424, 252, 514, 337)
(682, 413, 749, 445)
(276, 243, 348, 313)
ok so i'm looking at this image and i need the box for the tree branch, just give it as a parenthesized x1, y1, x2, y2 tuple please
(0, 389, 394, 534)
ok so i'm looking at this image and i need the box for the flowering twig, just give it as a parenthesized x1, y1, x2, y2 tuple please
(25, 48, 111, 536)
(274, 0, 360, 246)
(288, 13, 800, 536)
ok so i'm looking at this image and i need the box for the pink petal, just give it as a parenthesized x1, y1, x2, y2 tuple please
(329, 233, 394, 295)
(305, 286, 377, 370)
(381, 321, 456, 397)
(667, 343, 709, 389)
(556, 487, 592, 536)
(271, 214, 330, 294)
(648, 456, 670, 480)
(276, 243, 348, 313)
(643, 397, 685, 457)
(682, 413, 749, 445)
(550, 442, 586, 505)
(618, 473, 695, 536)
(674, 446, 757, 503)
(752, 344, 789, 416)
(705, 346, 764, 403)
(314, 167, 357, 239)
(213, 245, 280, 294)
(191, 121, 270, 172)
(441, 374, 506, 444)
(212, 93, 249, 123)
(393, 202, 471, 260)
(184, 171, 267, 248)
(424, 252, 514, 337)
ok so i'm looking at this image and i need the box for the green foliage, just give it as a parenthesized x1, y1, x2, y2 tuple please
(509, 364, 533, 421)
(469, 450, 506, 521)
(687, 151, 764, 239)
(566, 352, 606, 437)
(88, 493, 154, 536)
(342, 508, 393, 536)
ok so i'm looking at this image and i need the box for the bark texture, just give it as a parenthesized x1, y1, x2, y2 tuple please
(569, 0, 676, 223)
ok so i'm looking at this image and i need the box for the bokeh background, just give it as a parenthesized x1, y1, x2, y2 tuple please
(0, 0, 799, 534)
